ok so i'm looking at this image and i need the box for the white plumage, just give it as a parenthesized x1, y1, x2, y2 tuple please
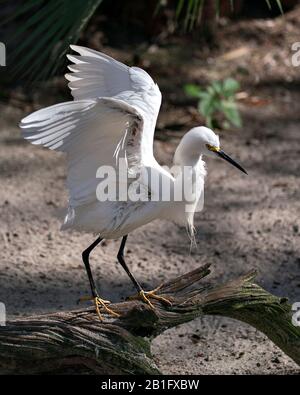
(20, 45, 246, 241)
(20, 45, 247, 319)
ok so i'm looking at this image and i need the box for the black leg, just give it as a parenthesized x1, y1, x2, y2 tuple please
(117, 235, 143, 293)
(81, 236, 121, 320)
(82, 236, 103, 298)
(117, 235, 172, 308)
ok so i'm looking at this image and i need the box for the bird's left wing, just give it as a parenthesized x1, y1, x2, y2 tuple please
(20, 97, 144, 208)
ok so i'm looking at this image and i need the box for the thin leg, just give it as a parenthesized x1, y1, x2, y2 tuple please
(117, 235, 143, 293)
(81, 236, 119, 320)
(117, 235, 172, 308)
(82, 236, 103, 298)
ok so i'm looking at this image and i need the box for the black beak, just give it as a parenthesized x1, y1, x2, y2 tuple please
(216, 150, 248, 175)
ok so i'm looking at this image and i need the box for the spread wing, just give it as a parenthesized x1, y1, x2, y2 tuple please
(66, 45, 162, 160)
(20, 46, 163, 211)
(66, 45, 156, 102)
(20, 98, 143, 208)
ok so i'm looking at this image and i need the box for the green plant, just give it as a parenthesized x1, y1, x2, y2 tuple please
(2, 0, 283, 84)
(175, 0, 283, 31)
(184, 78, 242, 129)
(1, 0, 103, 83)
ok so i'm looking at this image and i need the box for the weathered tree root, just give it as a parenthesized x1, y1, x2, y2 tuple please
(0, 264, 299, 374)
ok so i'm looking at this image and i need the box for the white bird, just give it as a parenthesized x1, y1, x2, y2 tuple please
(20, 45, 247, 320)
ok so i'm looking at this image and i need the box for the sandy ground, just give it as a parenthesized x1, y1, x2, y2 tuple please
(1, 9, 300, 374)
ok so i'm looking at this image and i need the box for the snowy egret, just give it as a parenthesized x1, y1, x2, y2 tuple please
(20, 45, 247, 320)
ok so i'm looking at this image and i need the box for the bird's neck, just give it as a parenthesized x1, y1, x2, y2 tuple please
(173, 133, 205, 168)
(173, 148, 203, 169)
(171, 139, 206, 200)
(172, 155, 206, 182)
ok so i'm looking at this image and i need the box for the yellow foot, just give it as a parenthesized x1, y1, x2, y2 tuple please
(93, 296, 120, 321)
(128, 285, 172, 309)
(78, 295, 120, 321)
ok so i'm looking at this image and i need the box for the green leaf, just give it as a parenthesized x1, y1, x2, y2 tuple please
(212, 81, 223, 94)
(184, 84, 202, 98)
(2, 0, 103, 84)
(176, 0, 184, 18)
(199, 98, 210, 117)
(206, 115, 213, 129)
(174, 0, 283, 32)
(185, 77, 242, 130)
(175, 0, 205, 31)
(265, 0, 272, 9)
(207, 85, 216, 95)
(199, 94, 217, 117)
(275, 0, 283, 14)
(223, 78, 240, 94)
(214, 0, 220, 19)
(197, 91, 210, 99)
(220, 100, 242, 127)
(222, 120, 231, 130)
(264, 0, 283, 12)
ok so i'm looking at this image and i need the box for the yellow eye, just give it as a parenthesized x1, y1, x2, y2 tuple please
(206, 144, 220, 152)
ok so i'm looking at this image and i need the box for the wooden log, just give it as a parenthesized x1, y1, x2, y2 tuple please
(0, 264, 299, 374)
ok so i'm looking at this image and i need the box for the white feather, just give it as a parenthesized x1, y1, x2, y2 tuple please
(20, 46, 213, 240)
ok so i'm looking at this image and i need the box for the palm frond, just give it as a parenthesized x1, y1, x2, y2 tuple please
(2, 0, 103, 83)
(1, 0, 284, 85)
(275, 0, 284, 14)
(175, 0, 283, 31)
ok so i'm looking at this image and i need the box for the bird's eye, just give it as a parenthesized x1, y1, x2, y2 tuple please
(206, 144, 219, 152)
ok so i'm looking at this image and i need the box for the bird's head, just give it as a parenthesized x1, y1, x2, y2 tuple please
(175, 126, 247, 174)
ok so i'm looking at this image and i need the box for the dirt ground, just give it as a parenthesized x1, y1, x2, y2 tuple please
(1, 7, 300, 374)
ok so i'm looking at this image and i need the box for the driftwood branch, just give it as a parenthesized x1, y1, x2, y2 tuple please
(0, 264, 299, 374)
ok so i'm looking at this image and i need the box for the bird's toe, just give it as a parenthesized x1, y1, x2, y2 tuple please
(94, 296, 120, 319)
(127, 288, 172, 308)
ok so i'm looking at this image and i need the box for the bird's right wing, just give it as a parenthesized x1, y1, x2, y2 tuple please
(66, 46, 132, 100)
(20, 97, 144, 208)
(65, 45, 161, 114)
(65, 46, 162, 160)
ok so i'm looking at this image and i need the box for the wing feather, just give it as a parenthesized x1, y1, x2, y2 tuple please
(66, 46, 162, 160)
(20, 98, 144, 208)
(65, 49, 131, 100)
(20, 46, 164, 232)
